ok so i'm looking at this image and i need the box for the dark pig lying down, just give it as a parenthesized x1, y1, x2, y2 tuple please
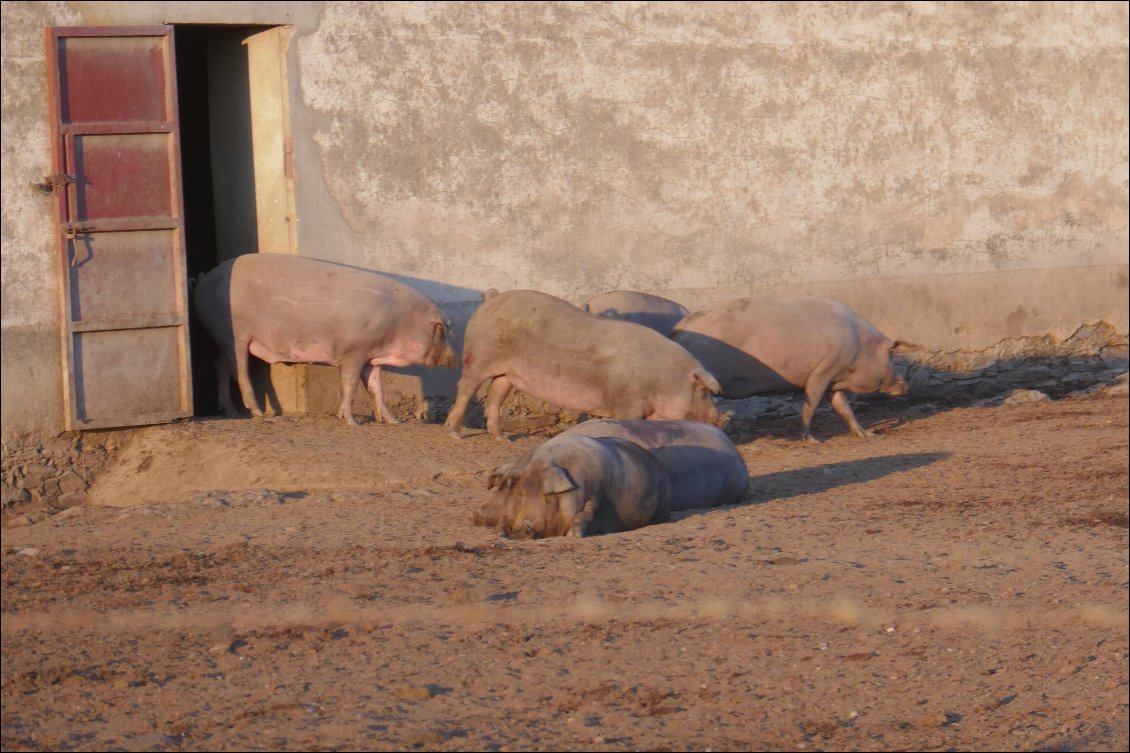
(445, 289, 723, 440)
(565, 419, 748, 511)
(476, 433, 672, 539)
(474, 419, 750, 538)
(192, 254, 457, 425)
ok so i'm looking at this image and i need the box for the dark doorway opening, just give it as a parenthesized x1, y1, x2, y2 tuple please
(175, 25, 222, 416)
(174, 24, 291, 416)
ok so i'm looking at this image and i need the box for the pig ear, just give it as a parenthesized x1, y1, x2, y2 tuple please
(424, 321, 446, 360)
(693, 368, 722, 395)
(487, 463, 515, 490)
(541, 466, 576, 495)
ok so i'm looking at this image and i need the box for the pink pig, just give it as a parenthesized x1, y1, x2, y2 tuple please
(672, 295, 908, 443)
(193, 254, 456, 425)
(445, 290, 722, 439)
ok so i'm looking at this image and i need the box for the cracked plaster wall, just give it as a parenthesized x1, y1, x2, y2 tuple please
(295, 2, 1128, 331)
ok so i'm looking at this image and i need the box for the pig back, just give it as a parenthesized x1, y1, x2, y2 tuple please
(212, 254, 448, 363)
(582, 290, 690, 336)
(564, 419, 748, 511)
(232, 254, 433, 327)
(465, 290, 715, 417)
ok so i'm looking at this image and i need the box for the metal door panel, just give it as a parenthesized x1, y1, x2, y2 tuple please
(47, 26, 192, 429)
(57, 35, 168, 124)
(68, 230, 180, 322)
(71, 133, 174, 220)
(72, 329, 186, 429)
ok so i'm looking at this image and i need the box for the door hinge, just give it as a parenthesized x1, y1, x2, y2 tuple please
(33, 173, 76, 194)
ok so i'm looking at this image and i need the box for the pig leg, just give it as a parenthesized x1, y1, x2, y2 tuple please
(830, 390, 873, 438)
(361, 363, 401, 425)
(233, 342, 264, 417)
(800, 375, 834, 444)
(483, 375, 513, 440)
(567, 498, 599, 538)
(336, 357, 367, 426)
(444, 373, 488, 436)
(214, 355, 239, 417)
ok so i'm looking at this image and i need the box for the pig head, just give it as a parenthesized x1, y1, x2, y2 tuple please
(473, 435, 672, 538)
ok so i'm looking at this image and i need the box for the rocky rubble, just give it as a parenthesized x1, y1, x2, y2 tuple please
(1, 428, 131, 528)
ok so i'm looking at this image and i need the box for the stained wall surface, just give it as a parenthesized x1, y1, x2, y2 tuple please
(3, 1, 1127, 433)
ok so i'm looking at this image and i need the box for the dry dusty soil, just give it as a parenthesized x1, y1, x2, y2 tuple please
(2, 391, 1128, 752)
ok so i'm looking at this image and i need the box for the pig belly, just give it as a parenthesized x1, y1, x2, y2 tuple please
(249, 339, 336, 366)
(369, 355, 413, 367)
(507, 366, 608, 414)
(368, 337, 428, 368)
(721, 365, 802, 398)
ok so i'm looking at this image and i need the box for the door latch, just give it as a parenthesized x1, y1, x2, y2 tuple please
(33, 173, 76, 195)
(65, 222, 95, 266)
(65, 221, 94, 240)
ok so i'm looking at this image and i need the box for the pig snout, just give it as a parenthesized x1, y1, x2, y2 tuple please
(508, 521, 540, 540)
(883, 372, 909, 397)
(430, 344, 457, 369)
(690, 390, 724, 428)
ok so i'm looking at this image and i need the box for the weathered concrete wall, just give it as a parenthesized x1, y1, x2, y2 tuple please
(295, 2, 1128, 342)
(3, 1, 1127, 435)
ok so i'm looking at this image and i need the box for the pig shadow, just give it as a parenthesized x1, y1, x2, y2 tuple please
(671, 451, 951, 520)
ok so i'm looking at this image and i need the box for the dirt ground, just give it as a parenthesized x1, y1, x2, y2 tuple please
(2, 389, 1127, 752)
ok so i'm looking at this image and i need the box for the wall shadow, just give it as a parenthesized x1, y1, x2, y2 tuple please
(671, 330, 799, 396)
(187, 256, 1127, 431)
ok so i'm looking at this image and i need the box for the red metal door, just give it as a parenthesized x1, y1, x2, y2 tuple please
(45, 26, 193, 430)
